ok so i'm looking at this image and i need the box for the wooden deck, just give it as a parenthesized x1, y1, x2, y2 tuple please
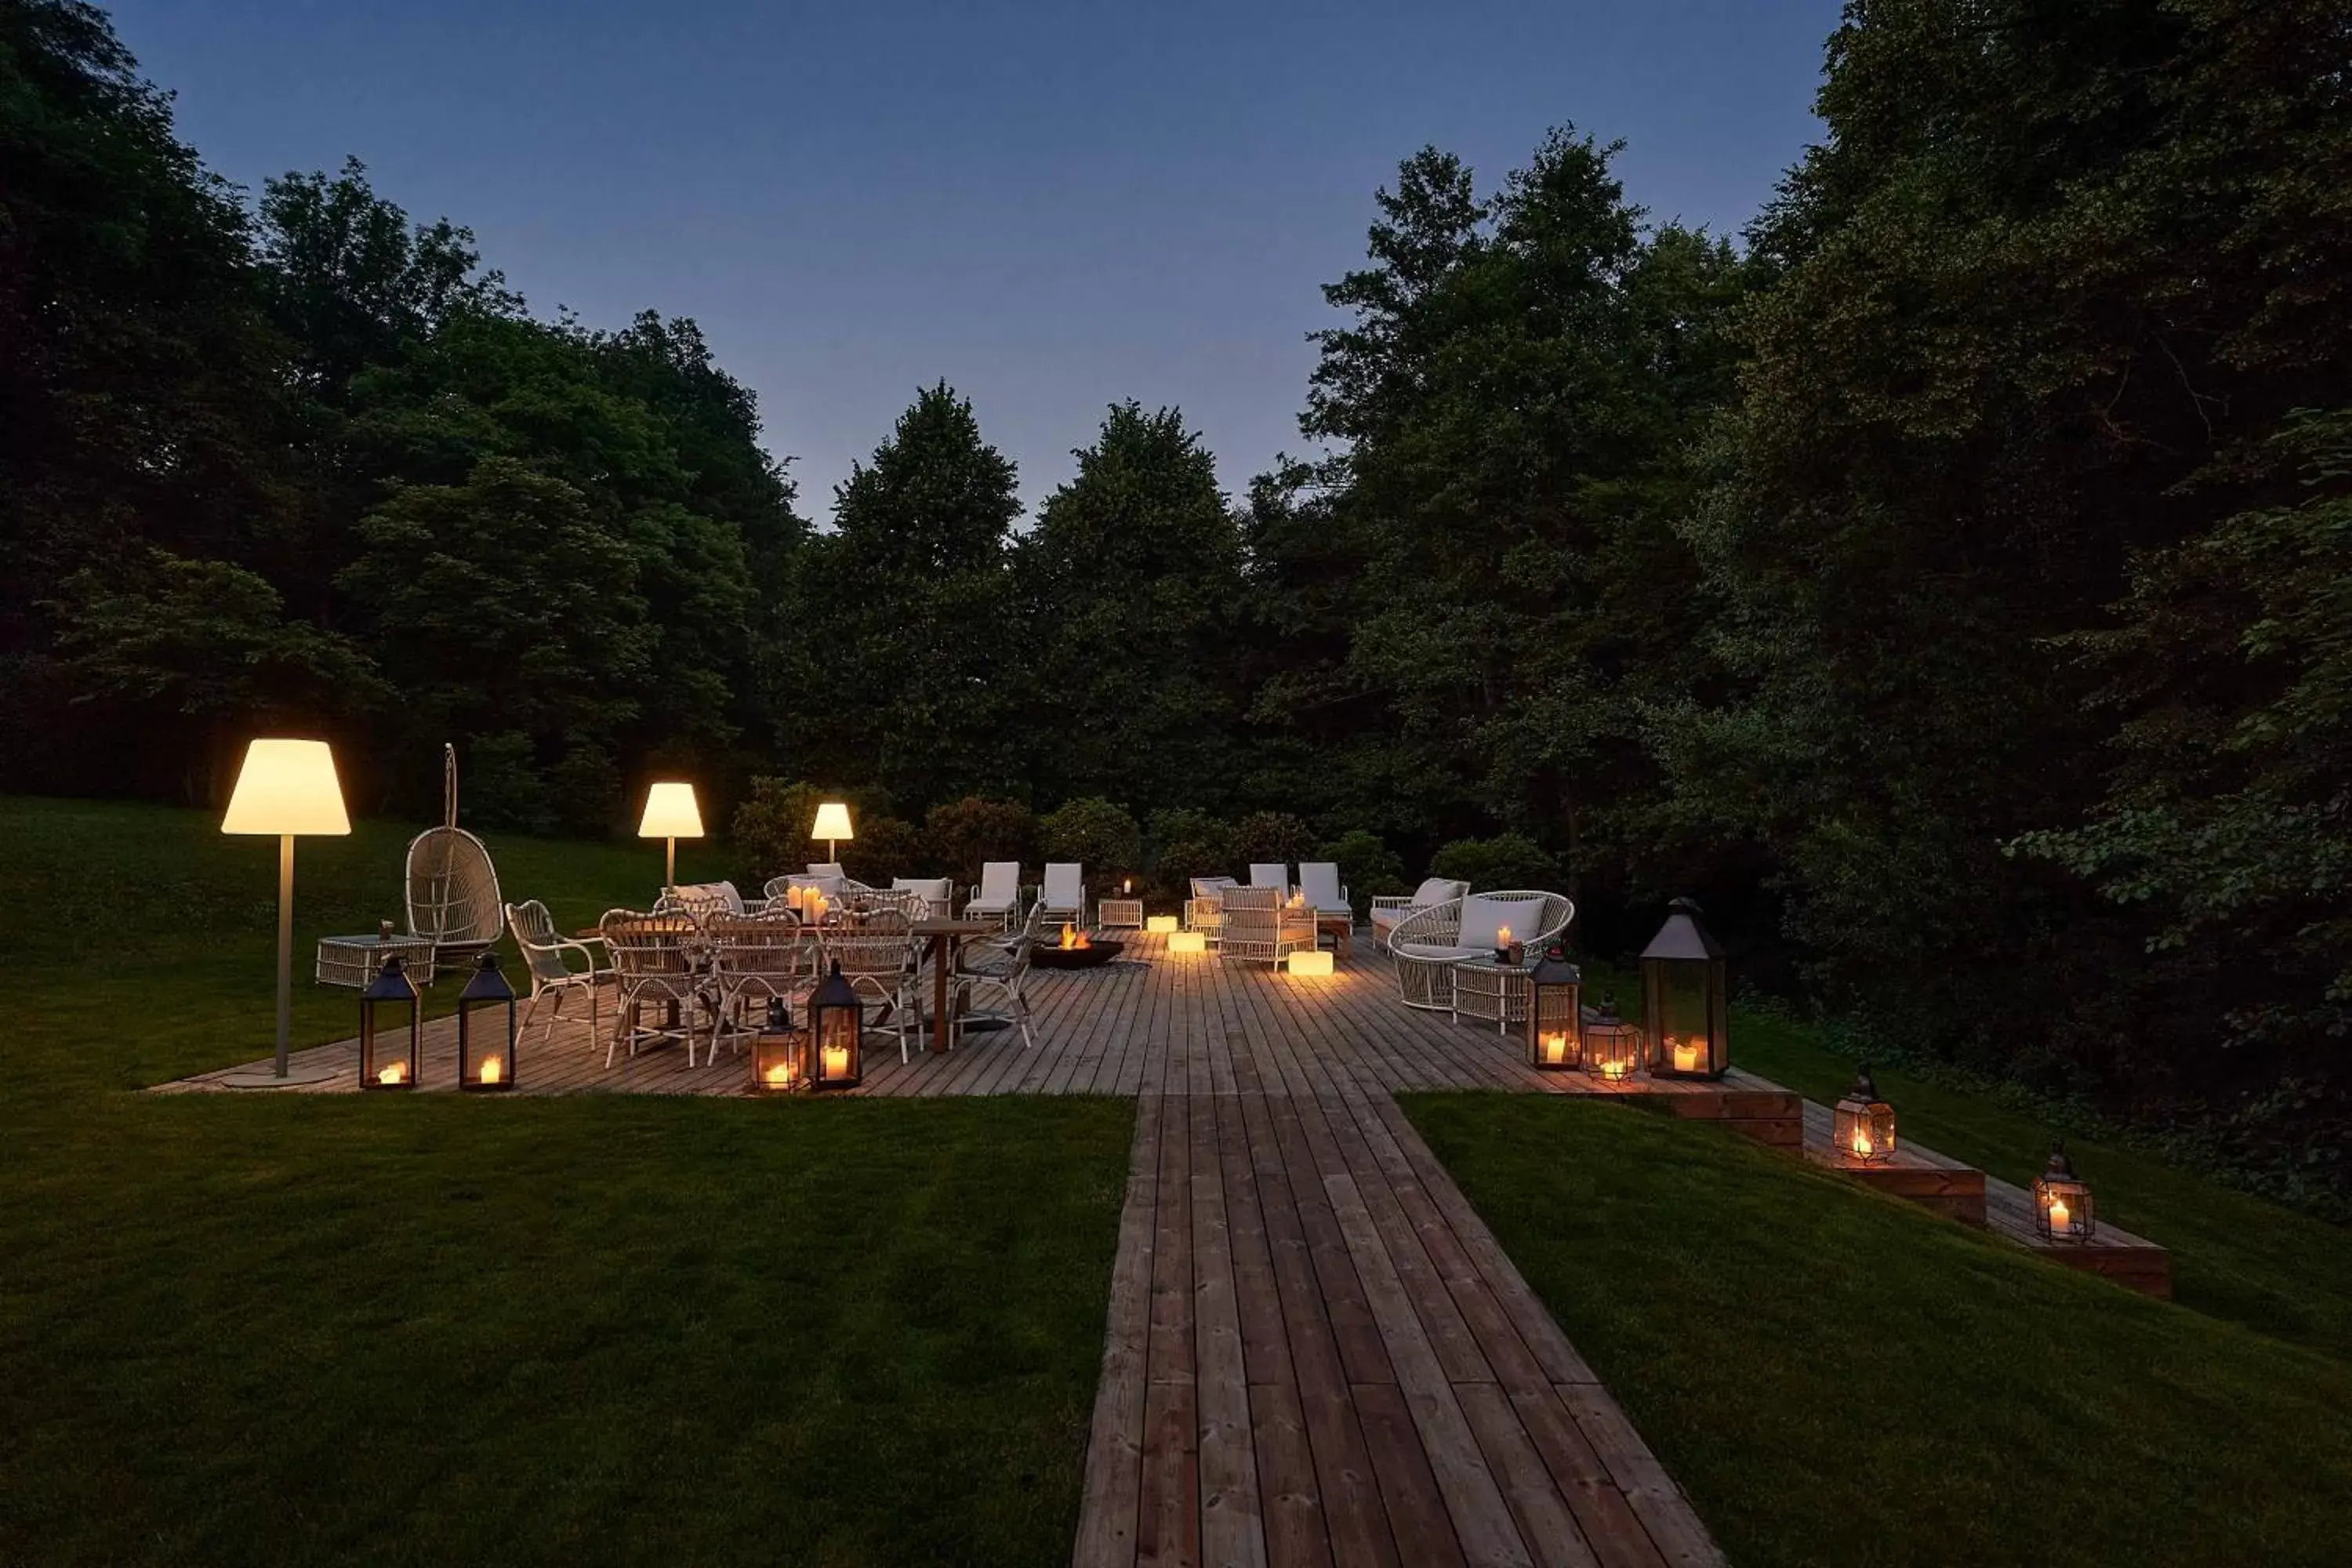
(162, 927, 2172, 1558)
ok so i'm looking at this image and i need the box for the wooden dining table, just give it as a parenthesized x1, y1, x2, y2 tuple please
(909, 918, 992, 1054)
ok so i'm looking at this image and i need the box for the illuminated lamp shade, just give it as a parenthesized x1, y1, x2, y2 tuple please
(811, 800, 855, 866)
(1168, 931, 1207, 955)
(219, 739, 350, 1088)
(1146, 914, 1179, 934)
(637, 782, 703, 890)
(1287, 949, 1334, 978)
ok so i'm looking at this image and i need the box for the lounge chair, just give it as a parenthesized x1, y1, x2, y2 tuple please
(1298, 862, 1351, 920)
(1249, 862, 1290, 893)
(1039, 862, 1087, 928)
(967, 861, 1024, 929)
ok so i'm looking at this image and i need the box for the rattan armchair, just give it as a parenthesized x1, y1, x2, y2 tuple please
(1388, 891, 1574, 1011)
(1218, 884, 1318, 967)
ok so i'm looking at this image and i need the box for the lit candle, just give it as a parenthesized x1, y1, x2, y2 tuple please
(2048, 1196, 2072, 1236)
(377, 1062, 405, 1086)
(1671, 1039, 1701, 1073)
(1599, 1060, 1630, 1083)
(1850, 1127, 1872, 1158)
(822, 1044, 851, 1080)
(764, 1062, 795, 1089)
(479, 1054, 503, 1085)
(1540, 1031, 1570, 1065)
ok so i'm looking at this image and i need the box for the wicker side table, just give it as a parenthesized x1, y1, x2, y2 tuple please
(1450, 956, 1535, 1034)
(317, 933, 438, 989)
(1098, 898, 1145, 929)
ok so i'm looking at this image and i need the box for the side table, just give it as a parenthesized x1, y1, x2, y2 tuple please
(1098, 897, 1145, 929)
(1450, 956, 1534, 1034)
(317, 933, 437, 989)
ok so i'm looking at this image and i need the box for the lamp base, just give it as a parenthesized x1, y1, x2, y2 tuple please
(216, 1063, 343, 1089)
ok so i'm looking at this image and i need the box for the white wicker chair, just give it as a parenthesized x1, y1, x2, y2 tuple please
(599, 909, 713, 1067)
(828, 909, 920, 1062)
(504, 898, 606, 1046)
(1185, 876, 1240, 942)
(1388, 891, 1574, 1011)
(406, 826, 503, 964)
(705, 909, 820, 1057)
(1218, 884, 1317, 967)
(1370, 877, 1469, 951)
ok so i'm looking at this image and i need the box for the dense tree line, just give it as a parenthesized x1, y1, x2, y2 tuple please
(5, 0, 2347, 1194)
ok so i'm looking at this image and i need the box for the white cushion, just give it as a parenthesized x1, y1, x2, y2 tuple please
(1396, 942, 1484, 963)
(1458, 895, 1542, 952)
(1410, 877, 1460, 906)
(1250, 863, 1289, 889)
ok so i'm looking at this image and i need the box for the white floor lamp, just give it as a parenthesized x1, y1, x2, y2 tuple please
(639, 782, 704, 891)
(812, 800, 854, 869)
(219, 739, 350, 1088)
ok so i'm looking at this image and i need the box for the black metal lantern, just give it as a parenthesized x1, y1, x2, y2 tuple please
(359, 955, 422, 1090)
(808, 960, 862, 1090)
(1640, 896, 1729, 1080)
(750, 996, 808, 1094)
(2033, 1142, 2095, 1243)
(1584, 995, 1643, 1083)
(1526, 948, 1583, 1071)
(456, 952, 517, 1091)
(1833, 1065, 1896, 1162)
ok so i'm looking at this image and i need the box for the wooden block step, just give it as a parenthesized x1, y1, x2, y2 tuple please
(1643, 1081, 1804, 1152)
(1798, 1099, 1987, 1224)
(1984, 1178, 2172, 1300)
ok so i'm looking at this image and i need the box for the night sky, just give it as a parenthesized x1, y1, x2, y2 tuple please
(111, 0, 1845, 519)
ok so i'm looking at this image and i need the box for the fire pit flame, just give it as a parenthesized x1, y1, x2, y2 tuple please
(1058, 922, 1091, 950)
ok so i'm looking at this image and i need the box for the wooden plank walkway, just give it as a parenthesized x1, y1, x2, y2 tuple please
(165, 931, 1729, 1566)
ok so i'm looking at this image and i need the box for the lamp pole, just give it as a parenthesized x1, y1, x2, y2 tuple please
(666, 835, 677, 891)
(275, 833, 295, 1078)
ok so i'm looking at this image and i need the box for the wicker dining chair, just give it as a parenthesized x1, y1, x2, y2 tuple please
(705, 909, 819, 1059)
(826, 909, 920, 1062)
(504, 898, 608, 1047)
(958, 903, 1040, 1050)
(598, 909, 713, 1068)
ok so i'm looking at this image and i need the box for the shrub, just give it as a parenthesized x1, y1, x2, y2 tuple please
(841, 815, 923, 885)
(1231, 810, 1316, 873)
(923, 797, 1038, 890)
(1431, 831, 1560, 892)
(1040, 797, 1143, 892)
(1319, 829, 1406, 912)
(1147, 808, 1234, 897)
(463, 731, 554, 835)
(734, 779, 895, 887)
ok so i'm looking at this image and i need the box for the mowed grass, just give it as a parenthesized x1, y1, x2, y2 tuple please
(1404, 1093, 2352, 1568)
(1, 797, 1131, 1566)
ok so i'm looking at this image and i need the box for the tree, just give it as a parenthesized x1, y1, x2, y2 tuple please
(1017, 404, 1247, 811)
(800, 384, 1023, 806)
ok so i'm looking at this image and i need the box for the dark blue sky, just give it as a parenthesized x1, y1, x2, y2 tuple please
(111, 0, 1842, 520)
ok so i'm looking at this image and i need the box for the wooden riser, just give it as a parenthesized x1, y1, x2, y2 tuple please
(1811, 1157, 1989, 1225)
(2035, 1246, 2175, 1300)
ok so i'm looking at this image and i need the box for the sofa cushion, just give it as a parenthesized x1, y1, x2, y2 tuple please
(1458, 895, 1543, 952)
(1410, 877, 1461, 906)
(1395, 942, 1484, 964)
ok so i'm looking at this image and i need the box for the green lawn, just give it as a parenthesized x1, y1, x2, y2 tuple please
(1405, 1093, 2352, 1568)
(1, 797, 1131, 1566)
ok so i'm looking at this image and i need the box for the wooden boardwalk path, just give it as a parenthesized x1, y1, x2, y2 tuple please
(166, 931, 1744, 1566)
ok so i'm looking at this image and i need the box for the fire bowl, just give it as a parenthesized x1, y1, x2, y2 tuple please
(1033, 935, 1127, 970)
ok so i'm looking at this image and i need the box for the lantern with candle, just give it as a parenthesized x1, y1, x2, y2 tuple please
(456, 952, 518, 1091)
(1640, 897, 1728, 1080)
(1832, 1065, 1896, 1163)
(358, 955, 423, 1090)
(808, 960, 862, 1090)
(750, 997, 808, 1094)
(2033, 1142, 2095, 1243)
(1584, 996, 1642, 1083)
(1526, 948, 1583, 1072)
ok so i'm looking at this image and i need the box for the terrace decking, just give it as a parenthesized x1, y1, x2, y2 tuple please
(162, 928, 2169, 1562)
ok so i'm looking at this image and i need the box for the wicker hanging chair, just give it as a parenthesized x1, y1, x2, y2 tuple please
(405, 745, 503, 964)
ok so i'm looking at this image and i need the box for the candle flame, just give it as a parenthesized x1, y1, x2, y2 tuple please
(479, 1054, 503, 1085)
(377, 1062, 406, 1086)
(764, 1061, 795, 1088)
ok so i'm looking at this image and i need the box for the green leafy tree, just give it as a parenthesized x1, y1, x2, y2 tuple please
(922, 797, 1040, 891)
(801, 384, 1022, 806)
(1039, 797, 1144, 891)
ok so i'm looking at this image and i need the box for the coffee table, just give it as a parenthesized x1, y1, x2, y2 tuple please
(1450, 955, 1535, 1033)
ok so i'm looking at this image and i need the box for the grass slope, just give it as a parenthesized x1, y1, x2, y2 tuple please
(1405, 1093, 2352, 1568)
(1, 797, 1131, 1566)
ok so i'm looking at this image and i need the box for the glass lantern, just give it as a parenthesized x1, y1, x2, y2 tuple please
(1526, 949, 1582, 1071)
(1832, 1065, 1895, 1162)
(808, 960, 862, 1090)
(1585, 996, 1643, 1083)
(456, 953, 517, 1091)
(359, 954, 422, 1090)
(750, 996, 808, 1094)
(2034, 1143, 2095, 1243)
(1640, 897, 1728, 1080)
